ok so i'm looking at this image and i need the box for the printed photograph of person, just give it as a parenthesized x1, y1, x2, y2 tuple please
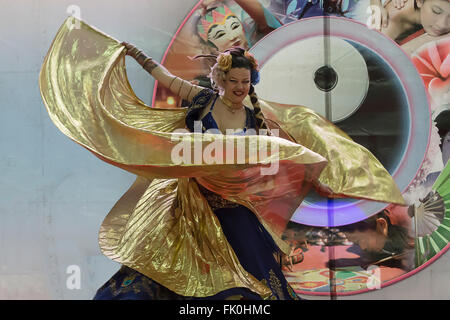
(339, 205, 415, 271)
(153, 0, 282, 109)
(349, 0, 450, 44)
(281, 204, 416, 295)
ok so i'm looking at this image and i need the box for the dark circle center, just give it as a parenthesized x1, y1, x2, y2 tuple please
(314, 65, 338, 92)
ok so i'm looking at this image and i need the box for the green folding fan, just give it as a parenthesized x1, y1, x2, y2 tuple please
(414, 162, 450, 267)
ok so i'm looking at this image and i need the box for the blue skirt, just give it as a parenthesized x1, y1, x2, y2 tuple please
(93, 205, 299, 300)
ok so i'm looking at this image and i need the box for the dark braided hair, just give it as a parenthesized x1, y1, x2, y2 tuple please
(248, 84, 269, 133)
(227, 47, 269, 134)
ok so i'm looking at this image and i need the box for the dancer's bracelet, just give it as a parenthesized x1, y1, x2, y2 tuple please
(129, 46, 141, 58)
(142, 57, 153, 68)
(142, 56, 159, 74)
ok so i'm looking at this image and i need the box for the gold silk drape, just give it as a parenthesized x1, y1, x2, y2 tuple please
(39, 17, 405, 298)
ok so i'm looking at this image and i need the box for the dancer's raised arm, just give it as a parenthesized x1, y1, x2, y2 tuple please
(122, 42, 204, 103)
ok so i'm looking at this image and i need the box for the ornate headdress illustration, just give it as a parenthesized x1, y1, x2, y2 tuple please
(197, 5, 236, 42)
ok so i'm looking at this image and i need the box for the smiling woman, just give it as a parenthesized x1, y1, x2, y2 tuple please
(194, 49, 257, 133)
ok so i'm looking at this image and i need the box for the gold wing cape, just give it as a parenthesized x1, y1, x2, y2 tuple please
(39, 18, 405, 298)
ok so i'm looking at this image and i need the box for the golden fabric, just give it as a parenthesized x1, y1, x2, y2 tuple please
(39, 17, 405, 298)
(259, 100, 406, 204)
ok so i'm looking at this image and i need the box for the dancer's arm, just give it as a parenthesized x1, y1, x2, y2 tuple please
(122, 42, 204, 103)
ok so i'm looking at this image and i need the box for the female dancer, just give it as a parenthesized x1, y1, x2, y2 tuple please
(40, 18, 405, 300)
(92, 44, 334, 300)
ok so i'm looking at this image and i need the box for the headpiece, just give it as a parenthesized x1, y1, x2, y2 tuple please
(197, 5, 236, 42)
(195, 49, 261, 85)
(215, 49, 260, 85)
(216, 52, 233, 71)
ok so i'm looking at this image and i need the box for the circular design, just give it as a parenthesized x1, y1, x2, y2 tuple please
(314, 65, 338, 92)
(256, 36, 369, 123)
(251, 17, 430, 227)
(151, 2, 448, 297)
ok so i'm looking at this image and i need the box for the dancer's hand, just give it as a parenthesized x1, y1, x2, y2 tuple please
(121, 41, 140, 58)
(121, 41, 132, 52)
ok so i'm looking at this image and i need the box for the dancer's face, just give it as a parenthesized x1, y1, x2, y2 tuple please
(222, 67, 251, 105)
(417, 0, 450, 36)
(207, 15, 248, 51)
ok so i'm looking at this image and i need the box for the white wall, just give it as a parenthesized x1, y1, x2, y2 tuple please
(0, 0, 448, 299)
(0, 0, 197, 299)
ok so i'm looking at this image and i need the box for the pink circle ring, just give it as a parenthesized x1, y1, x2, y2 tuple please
(250, 17, 431, 227)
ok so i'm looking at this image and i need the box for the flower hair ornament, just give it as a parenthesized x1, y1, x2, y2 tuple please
(216, 50, 260, 85)
(193, 49, 261, 85)
(217, 52, 233, 71)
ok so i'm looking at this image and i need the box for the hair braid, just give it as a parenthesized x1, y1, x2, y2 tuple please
(249, 85, 270, 135)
